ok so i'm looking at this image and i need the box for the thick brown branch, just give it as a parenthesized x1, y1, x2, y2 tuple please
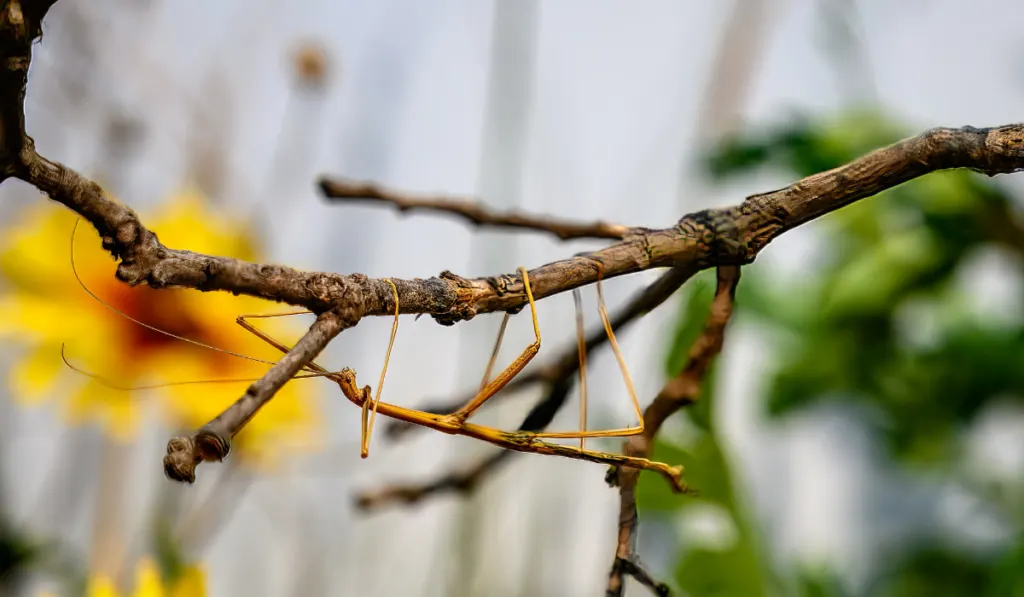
(320, 177, 633, 241)
(6, 6, 1024, 326)
(606, 266, 740, 597)
(7, 4, 1024, 490)
(163, 309, 355, 483)
(6, 2, 1022, 326)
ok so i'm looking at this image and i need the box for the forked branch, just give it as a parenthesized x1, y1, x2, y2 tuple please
(4, 1, 1024, 484)
(163, 308, 357, 483)
(606, 266, 741, 597)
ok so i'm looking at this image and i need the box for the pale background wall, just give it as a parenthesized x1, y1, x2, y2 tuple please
(2, 1, 1023, 596)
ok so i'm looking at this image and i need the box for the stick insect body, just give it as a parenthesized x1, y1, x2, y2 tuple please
(64, 220, 684, 490)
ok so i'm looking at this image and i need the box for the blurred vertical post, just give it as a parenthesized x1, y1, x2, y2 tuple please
(448, 2, 539, 596)
(639, 0, 779, 593)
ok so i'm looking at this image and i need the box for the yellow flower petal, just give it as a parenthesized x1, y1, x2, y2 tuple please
(64, 380, 141, 441)
(148, 188, 258, 261)
(170, 564, 208, 597)
(1, 189, 319, 462)
(9, 343, 63, 403)
(85, 575, 120, 597)
(133, 558, 165, 597)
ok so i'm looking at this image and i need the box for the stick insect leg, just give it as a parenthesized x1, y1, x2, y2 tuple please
(444, 266, 541, 427)
(573, 288, 588, 450)
(360, 280, 400, 458)
(531, 260, 645, 440)
(479, 313, 511, 390)
(235, 282, 401, 460)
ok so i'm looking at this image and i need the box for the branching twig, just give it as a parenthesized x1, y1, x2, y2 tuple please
(163, 310, 355, 482)
(320, 177, 634, 241)
(605, 266, 740, 597)
(609, 558, 672, 597)
(4, 3, 1024, 482)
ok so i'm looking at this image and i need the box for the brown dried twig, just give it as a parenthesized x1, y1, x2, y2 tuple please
(321, 177, 634, 241)
(4, 2, 1024, 482)
(605, 266, 741, 597)
(609, 558, 672, 597)
(355, 451, 512, 511)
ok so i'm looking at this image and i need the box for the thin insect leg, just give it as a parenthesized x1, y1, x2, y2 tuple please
(446, 266, 541, 424)
(531, 260, 644, 439)
(594, 264, 645, 429)
(360, 279, 400, 458)
(235, 315, 461, 433)
(235, 313, 330, 377)
(234, 315, 681, 487)
(239, 311, 314, 320)
(479, 313, 511, 390)
(69, 218, 277, 366)
(239, 295, 400, 459)
(455, 420, 684, 491)
(573, 288, 587, 450)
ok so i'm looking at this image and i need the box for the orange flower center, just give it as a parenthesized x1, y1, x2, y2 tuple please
(97, 281, 234, 371)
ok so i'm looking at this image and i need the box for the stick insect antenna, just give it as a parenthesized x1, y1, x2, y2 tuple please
(59, 344, 343, 392)
(69, 218, 278, 366)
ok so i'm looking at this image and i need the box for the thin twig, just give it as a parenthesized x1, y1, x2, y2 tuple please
(355, 451, 512, 511)
(606, 266, 740, 597)
(163, 309, 355, 483)
(609, 558, 672, 597)
(4, 4, 1024, 481)
(320, 177, 634, 241)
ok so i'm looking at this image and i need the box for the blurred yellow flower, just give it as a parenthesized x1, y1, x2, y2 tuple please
(85, 558, 206, 597)
(0, 189, 321, 466)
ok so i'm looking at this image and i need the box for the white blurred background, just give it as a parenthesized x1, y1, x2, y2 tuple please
(2, 1, 1023, 596)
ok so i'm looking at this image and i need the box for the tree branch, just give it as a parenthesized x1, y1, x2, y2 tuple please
(606, 266, 740, 597)
(6, 2, 1022, 325)
(609, 558, 672, 597)
(320, 177, 633, 241)
(354, 451, 512, 511)
(5, 3, 1024, 486)
(163, 308, 355, 483)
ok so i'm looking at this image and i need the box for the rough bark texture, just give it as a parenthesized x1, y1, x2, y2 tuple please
(4, 1, 1024, 551)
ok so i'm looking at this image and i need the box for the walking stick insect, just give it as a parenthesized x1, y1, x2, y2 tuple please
(62, 220, 684, 489)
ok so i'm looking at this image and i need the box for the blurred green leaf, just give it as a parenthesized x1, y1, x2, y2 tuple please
(0, 524, 37, 590)
(656, 108, 1024, 595)
(871, 548, 999, 597)
(154, 517, 187, 585)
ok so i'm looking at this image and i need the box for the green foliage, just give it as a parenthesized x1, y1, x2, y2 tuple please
(651, 109, 1024, 595)
(867, 543, 1024, 597)
(154, 516, 188, 585)
(707, 109, 1024, 460)
(0, 522, 37, 590)
(636, 276, 774, 596)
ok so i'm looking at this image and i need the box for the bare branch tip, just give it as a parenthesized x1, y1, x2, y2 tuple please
(163, 436, 200, 484)
(162, 429, 231, 484)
